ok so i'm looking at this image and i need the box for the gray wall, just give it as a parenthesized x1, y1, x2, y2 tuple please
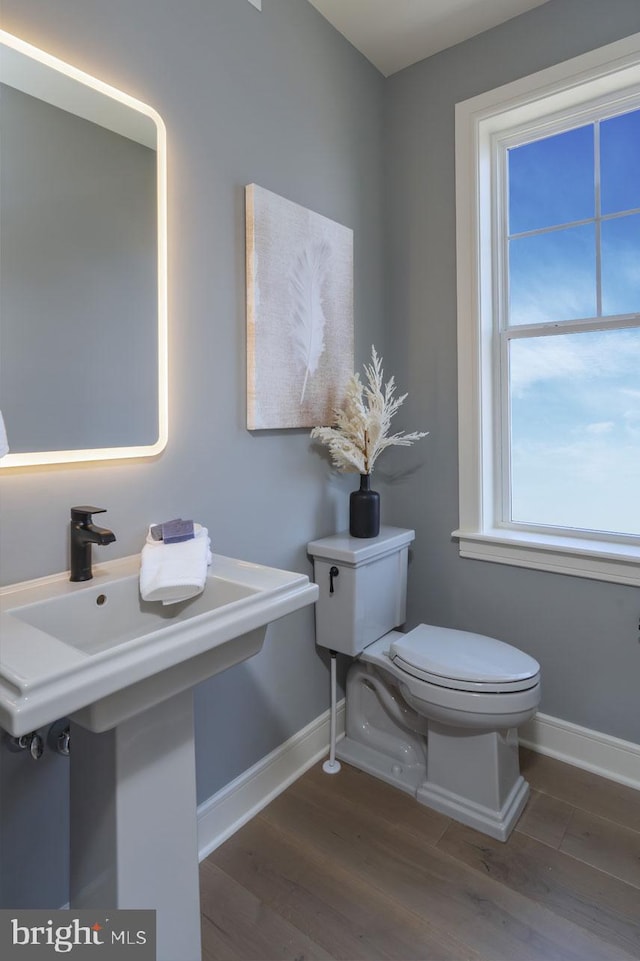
(383, 0, 640, 744)
(1, 0, 639, 912)
(0, 0, 385, 907)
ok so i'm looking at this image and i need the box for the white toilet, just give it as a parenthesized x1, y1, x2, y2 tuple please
(308, 527, 541, 841)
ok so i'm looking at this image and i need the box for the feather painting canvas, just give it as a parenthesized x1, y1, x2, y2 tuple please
(246, 185, 354, 429)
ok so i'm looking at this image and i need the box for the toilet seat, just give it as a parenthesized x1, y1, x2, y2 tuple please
(389, 624, 540, 694)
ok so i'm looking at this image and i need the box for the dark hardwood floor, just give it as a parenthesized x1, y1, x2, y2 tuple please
(199, 749, 640, 960)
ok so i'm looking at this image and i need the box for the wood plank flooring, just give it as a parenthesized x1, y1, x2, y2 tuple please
(200, 749, 640, 960)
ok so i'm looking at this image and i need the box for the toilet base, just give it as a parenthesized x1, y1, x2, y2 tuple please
(337, 732, 529, 841)
(418, 721, 528, 841)
(338, 659, 428, 796)
(336, 735, 426, 796)
(417, 772, 529, 842)
(340, 656, 533, 841)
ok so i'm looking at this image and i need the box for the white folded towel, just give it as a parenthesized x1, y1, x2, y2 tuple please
(139, 523, 212, 605)
(0, 411, 9, 459)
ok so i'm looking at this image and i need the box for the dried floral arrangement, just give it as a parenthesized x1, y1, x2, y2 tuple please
(310, 346, 428, 474)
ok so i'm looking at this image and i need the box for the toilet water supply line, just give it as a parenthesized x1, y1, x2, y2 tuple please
(323, 649, 341, 774)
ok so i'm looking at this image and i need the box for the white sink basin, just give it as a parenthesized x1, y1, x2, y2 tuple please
(12, 572, 259, 655)
(0, 552, 318, 734)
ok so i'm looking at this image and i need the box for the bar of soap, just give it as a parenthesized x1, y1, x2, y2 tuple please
(162, 519, 195, 544)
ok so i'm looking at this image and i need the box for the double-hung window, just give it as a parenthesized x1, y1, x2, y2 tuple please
(455, 34, 640, 586)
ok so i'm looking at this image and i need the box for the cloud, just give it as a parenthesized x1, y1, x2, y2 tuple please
(510, 329, 640, 396)
(511, 434, 640, 534)
(585, 421, 615, 434)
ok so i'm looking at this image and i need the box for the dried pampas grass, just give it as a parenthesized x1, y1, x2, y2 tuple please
(311, 346, 427, 474)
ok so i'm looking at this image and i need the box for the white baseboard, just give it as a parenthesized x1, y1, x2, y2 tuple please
(197, 704, 639, 861)
(197, 699, 346, 861)
(520, 711, 640, 791)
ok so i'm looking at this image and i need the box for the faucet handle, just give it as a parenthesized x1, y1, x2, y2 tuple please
(71, 506, 107, 524)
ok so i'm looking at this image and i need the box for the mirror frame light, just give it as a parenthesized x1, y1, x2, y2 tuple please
(0, 30, 168, 468)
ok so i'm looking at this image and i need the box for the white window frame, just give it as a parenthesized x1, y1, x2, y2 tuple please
(454, 33, 640, 588)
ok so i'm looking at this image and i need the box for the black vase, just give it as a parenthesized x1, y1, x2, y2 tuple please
(349, 474, 380, 538)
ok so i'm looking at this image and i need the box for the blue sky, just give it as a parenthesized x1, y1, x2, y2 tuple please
(506, 108, 640, 538)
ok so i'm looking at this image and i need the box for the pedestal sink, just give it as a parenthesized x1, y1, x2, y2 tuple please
(0, 553, 318, 960)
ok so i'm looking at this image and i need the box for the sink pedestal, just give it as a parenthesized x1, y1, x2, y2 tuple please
(70, 690, 201, 961)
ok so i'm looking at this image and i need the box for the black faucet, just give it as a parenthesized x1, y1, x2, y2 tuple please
(70, 506, 116, 582)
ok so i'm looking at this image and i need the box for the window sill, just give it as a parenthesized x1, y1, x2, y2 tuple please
(451, 528, 640, 587)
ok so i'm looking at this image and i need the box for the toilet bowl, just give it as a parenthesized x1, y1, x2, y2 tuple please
(308, 527, 541, 841)
(387, 624, 540, 729)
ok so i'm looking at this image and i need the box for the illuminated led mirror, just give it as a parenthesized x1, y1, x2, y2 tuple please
(0, 31, 167, 468)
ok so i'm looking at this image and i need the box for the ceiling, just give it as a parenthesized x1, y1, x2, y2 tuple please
(307, 0, 550, 76)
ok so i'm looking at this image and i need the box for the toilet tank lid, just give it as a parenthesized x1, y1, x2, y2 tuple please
(390, 625, 540, 684)
(307, 527, 415, 565)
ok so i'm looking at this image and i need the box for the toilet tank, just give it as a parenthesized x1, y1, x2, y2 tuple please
(308, 527, 415, 656)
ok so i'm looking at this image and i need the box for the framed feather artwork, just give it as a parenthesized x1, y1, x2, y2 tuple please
(245, 184, 354, 429)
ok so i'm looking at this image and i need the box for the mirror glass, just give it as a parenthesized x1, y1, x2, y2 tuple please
(0, 31, 167, 467)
